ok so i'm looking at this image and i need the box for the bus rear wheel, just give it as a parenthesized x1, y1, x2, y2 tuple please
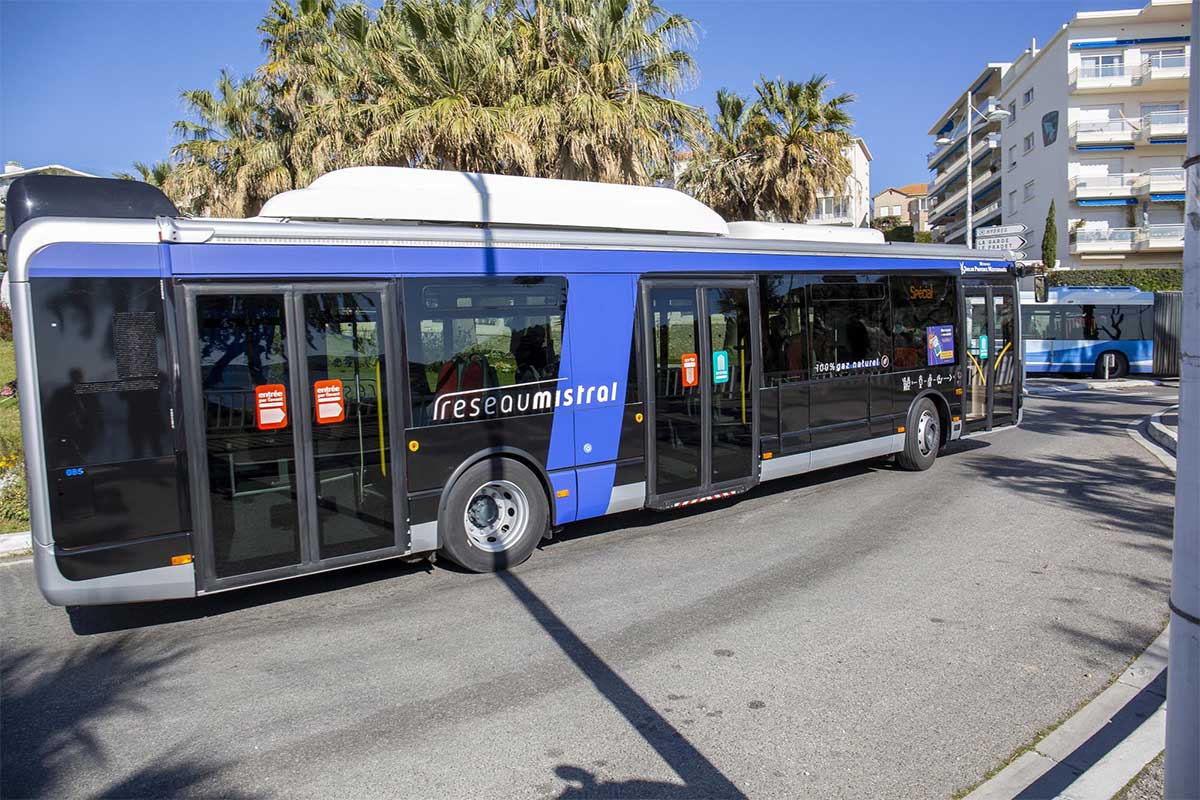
(896, 398, 940, 472)
(1092, 351, 1129, 380)
(439, 457, 547, 573)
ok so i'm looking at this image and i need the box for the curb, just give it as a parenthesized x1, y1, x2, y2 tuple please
(1146, 405, 1179, 456)
(962, 407, 1178, 800)
(0, 531, 32, 559)
(962, 627, 1169, 800)
(1025, 378, 1164, 396)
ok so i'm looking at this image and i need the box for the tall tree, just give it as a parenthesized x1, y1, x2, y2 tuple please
(1042, 199, 1057, 268)
(678, 74, 855, 222)
(114, 160, 174, 188)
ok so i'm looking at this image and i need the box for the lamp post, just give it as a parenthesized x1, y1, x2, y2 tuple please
(935, 91, 1010, 248)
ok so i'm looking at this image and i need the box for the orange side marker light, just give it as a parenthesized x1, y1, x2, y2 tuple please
(171, 554, 193, 566)
(556, 489, 570, 498)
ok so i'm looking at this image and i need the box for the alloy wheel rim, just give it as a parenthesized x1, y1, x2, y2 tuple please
(917, 410, 939, 457)
(463, 479, 529, 552)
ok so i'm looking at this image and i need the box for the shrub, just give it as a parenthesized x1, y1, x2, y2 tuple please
(0, 463, 29, 524)
(1047, 268, 1183, 292)
(0, 304, 11, 341)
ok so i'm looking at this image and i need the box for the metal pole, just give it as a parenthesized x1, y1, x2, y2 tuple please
(966, 92, 975, 250)
(1165, 0, 1200, 794)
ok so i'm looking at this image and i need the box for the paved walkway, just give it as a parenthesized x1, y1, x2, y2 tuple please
(0, 530, 31, 558)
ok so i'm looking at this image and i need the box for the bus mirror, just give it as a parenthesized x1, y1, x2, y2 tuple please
(1033, 275, 1048, 303)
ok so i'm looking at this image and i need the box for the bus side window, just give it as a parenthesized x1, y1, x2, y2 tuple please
(760, 274, 807, 384)
(890, 276, 955, 369)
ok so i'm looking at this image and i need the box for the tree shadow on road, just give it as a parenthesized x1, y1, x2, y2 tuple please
(1017, 393, 1176, 440)
(0, 634, 252, 799)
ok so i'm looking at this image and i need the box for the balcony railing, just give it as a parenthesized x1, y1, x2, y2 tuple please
(1142, 110, 1188, 139)
(1070, 173, 1139, 198)
(1071, 62, 1141, 90)
(1136, 224, 1185, 249)
(1070, 118, 1139, 145)
(1071, 227, 1137, 253)
(1135, 168, 1186, 195)
(807, 212, 854, 225)
(929, 138, 993, 194)
(1143, 54, 1190, 84)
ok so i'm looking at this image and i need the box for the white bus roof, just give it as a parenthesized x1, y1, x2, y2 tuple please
(257, 166, 730, 237)
(725, 221, 885, 244)
(1019, 286, 1153, 305)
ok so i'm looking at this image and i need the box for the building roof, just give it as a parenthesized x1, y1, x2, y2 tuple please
(874, 183, 928, 199)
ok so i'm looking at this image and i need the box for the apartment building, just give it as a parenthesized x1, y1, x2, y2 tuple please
(926, 64, 1011, 245)
(1000, 0, 1188, 271)
(872, 183, 930, 230)
(807, 137, 873, 226)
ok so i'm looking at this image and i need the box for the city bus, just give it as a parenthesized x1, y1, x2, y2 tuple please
(1020, 286, 1154, 378)
(3, 168, 1021, 606)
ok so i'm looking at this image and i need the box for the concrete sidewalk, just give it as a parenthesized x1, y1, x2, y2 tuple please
(0, 530, 32, 558)
(1147, 406, 1179, 455)
(1025, 378, 1164, 396)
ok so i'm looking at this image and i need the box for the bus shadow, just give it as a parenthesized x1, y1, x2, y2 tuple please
(66, 556, 435, 635)
(0, 635, 252, 799)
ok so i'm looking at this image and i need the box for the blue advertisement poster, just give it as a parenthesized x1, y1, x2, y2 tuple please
(926, 325, 956, 366)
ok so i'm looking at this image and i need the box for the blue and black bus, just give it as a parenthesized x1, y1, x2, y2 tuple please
(3, 167, 1021, 606)
(1020, 286, 1154, 377)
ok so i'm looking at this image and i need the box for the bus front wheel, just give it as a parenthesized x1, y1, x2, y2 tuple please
(896, 398, 940, 472)
(1093, 351, 1129, 380)
(439, 457, 548, 573)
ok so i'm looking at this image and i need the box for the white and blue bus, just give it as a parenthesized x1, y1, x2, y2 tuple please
(1020, 286, 1154, 377)
(3, 168, 1021, 606)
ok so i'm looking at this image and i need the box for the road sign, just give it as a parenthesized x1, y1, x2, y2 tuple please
(976, 224, 1028, 238)
(975, 235, 1028, 251)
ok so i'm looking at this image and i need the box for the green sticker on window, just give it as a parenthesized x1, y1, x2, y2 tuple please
(712, 350, 730, 384)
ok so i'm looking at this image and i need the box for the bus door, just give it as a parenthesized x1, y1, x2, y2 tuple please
(641, 279, 760, 508)
(963, 285, 1018, 432)
(180, 283, 407, 592)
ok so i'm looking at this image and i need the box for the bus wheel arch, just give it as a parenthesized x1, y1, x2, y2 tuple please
(911, 390, 951, 449)
(1092, 350, 1129, 379)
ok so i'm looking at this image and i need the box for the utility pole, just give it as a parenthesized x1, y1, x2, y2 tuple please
(966, 91, 975, 249)
(1165, 0, 1200, 794)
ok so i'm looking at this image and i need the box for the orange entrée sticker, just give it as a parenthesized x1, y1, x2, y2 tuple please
(681, 353, 699, 387)
(314, 379, 346, 424)
(255, 384, 288, 430)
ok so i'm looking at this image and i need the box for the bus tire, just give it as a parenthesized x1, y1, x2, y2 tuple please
(439, 457, 547, 573)
(896, 398, 940, 472)
(1093, 351, 1128, 380)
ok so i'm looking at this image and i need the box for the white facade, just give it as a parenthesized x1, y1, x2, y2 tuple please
(926, 64, 1012, 245)
(988, 0, 1189, 271)
(807, 138, 872, 227)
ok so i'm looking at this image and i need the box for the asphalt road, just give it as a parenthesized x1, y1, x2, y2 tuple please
(0, 389, 1178, 800)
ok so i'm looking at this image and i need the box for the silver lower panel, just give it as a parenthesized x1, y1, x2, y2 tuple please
(33, 541, 196, 606)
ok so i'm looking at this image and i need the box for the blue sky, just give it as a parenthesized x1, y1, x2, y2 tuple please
(2, 0, 1141, 196)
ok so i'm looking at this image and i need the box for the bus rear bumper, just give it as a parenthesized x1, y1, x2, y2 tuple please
(34, 540, 197, 606)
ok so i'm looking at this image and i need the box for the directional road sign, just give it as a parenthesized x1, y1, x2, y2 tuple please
(975, 235, 1028, 251)
(976, 224, 1029, 238)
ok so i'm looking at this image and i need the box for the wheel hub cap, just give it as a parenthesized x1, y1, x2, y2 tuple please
(462, 480, 529, 553)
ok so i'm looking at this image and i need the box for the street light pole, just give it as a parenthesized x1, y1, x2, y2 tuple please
(1164, 0, 1200, 793)
(966, 91, 975, 249)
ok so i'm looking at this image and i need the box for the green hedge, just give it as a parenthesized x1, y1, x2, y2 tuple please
(1048, 268, 1183, 292)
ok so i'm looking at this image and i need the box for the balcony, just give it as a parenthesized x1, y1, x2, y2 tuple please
(928, 167, 1001, 224)
(926, 115, 991, 169)
(1134, 168, 1186, 196)
(1142, 54, 1189, 90)
(1070, 62, 1140, 93)
(1142, 110, 1188, 141)
(929, 139, 992, 195)
(1070, 118, 1138, 147)
(1136, 223, 1185, 251)
(807, 212, 855, 226)
(940, 201, 1002, 244)
(1070, 227, 1137, 254)
(1070, 173, 1138, 200)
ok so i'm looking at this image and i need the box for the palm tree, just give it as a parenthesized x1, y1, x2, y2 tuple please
(751, 74, 855, 222)
(114, 160, 174, 188)
(675, 89, 757, 220)
(166, 70, 296, 217)
(679, 74, 856, 223)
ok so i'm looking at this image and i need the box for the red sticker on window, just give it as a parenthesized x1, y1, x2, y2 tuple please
(681, 353, 699, 387)
(314, 379, 345, 424)
(255, 384, 288, 430)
